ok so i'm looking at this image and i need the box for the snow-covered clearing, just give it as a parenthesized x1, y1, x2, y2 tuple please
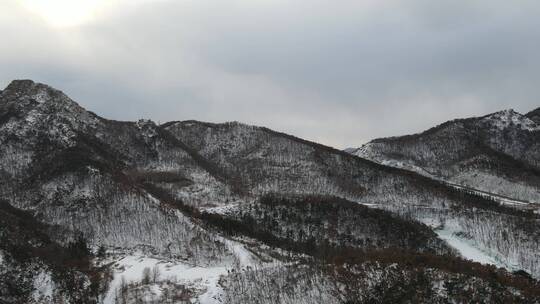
(102, 237, 261, 304)
(102, 253, 229, 304)
(435, 228, 499, 266)
(435, 226, 516, 271)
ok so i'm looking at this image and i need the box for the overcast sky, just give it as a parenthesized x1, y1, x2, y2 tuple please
(1, 0, 539, 148)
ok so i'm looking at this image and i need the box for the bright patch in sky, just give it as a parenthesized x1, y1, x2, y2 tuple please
(19, 0, 113, 27)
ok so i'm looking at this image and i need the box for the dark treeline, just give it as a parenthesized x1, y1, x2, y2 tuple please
(248, 193, 451, 254)
(329, 249, 540, 299)
(0, 200, 107, 303)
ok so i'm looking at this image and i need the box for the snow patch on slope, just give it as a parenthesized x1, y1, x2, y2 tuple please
(433, 223, 517, 271)
(33, 90, 51, 104)
(102, 237, 260, 304)
(102, 253, 228, 304)
(202, 203, 241, 215)
(32, 270, 55, 303)
(436, 228, 500, 266)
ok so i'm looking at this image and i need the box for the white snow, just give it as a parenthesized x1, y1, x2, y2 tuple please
(197, 276, 225, 304)
(435, 226, 516, 271)
(32, 270, 55, 302)
(103, 237, 260, 304)
(33, 90, 50, 104)
(103, 253, 228, 304)
(202, 203, 240, 215)
(357, 202, 379, 208)
(223, 238, 258, 267)
(436, 228, 498, 266)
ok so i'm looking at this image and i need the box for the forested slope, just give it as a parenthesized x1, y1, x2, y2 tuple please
(1, 80, 539, 303)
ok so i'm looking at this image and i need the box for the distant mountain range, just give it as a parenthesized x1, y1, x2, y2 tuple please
(1, 80, 539, 303)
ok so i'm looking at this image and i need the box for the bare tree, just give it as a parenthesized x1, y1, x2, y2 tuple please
(120, 276, 128, 304)
(142, 267, 151, 285)
(152, 264, 161, 283)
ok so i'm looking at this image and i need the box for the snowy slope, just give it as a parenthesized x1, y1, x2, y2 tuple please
(349, 108, 540, 204)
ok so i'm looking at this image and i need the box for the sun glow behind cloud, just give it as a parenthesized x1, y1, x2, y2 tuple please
(18, 0, 121, 27)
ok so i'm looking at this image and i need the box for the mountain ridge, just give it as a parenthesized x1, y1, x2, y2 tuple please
(349, 107, 540, 205)
(1, 80, 540, 303)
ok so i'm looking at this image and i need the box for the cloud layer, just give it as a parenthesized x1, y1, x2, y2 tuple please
(2, 0, 540, 147)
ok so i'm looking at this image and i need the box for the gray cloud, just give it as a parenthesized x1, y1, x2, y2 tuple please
(1, 0, 540, 148)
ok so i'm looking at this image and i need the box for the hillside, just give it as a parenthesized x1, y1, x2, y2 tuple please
(349, 109, 540, 205)
(1, 80, 539, 303)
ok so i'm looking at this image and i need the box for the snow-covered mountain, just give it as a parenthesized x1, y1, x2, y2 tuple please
(1, 80, 539, 303)
(349, 109, 540, 205)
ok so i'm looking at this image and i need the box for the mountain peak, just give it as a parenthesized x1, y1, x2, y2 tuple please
(3, 79, 56, 101)
(488, 108, 519, 117)
(482, 108, 539, 131)
(0, 80, 100, 147)
(4, 79, 36, 90)
(1, 79, 86, 115)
